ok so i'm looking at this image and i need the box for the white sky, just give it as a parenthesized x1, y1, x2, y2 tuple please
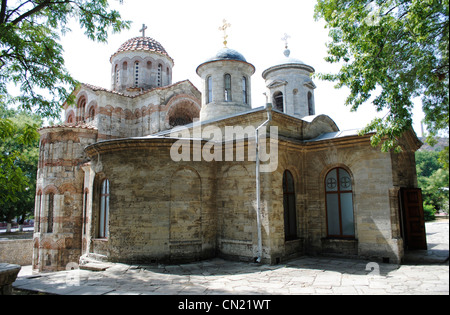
(60, 0, 425, 136)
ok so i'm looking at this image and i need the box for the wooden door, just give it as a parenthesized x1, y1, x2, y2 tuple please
(400, 188, 427, 250)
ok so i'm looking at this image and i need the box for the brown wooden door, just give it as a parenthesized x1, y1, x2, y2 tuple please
(400, 188, 427, 250)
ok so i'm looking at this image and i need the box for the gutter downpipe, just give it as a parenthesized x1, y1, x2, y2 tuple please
(255, 103, 273, 263)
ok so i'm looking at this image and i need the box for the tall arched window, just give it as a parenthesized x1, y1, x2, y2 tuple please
(325, 168, 355, 237)
(273, 91, 284, 112)
(36, 192, 42, 232)
(47, 193, 54, 233)
(78, 98, 86, 122)
(308, 91, 314, 115)
(224, 74, 232, 102)
(283, 170, 297, 241)
(114, 64, 119, 90)
(207, 76, 213, 104)
(99, 179, 110, 238)
(134, 62, 140, 87)
(158, 64, 163, 87)
(242, 76, 248, 104)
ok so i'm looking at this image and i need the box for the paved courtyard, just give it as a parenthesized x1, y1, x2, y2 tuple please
(12, 221, 449, 295)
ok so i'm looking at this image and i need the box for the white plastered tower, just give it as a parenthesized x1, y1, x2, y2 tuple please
(262, 43, 316, 118)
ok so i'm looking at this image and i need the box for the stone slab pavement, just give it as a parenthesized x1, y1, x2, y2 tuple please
(12, 221, 449, 295)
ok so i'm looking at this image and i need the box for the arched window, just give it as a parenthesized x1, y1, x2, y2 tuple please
(158, 64, 162, 87)
(47, 193, 54, 233)
(99, 179, 110, 238)
(224, 74, 232, 102)
(114, 64, 119, 90)
(325, 168, 355, 237)
(207, 76, 213, 104)
(66, 112, 75, 124)
(36, 192, 42, 232)
(83, 190, 88, 235)
(88, 106, 95, 121)
(242, 76, 248, 104)
(134, 62, 140, 87)
(283, 170, 297, 241)
(308, 91, 314, 115)
(78, 98, 86, 122)
(273, 91, 284, 112)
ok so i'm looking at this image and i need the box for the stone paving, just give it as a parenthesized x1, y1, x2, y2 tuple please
(12, 221, 449, 295)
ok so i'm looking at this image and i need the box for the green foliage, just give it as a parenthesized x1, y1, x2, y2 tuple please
(0, 1, 130, 224)
(314, 0, 449, 153)
(0, 107, 42, 223)
(0, 0, 131, 119)
(423, 203, 436, 221)
(416, 150, 449, 216)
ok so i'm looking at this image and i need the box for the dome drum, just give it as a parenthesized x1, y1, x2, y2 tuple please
(111, 37, 174, 94)
(197, 50, 255, 122)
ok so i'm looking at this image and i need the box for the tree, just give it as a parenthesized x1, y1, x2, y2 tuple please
(0, 1, 130, 230)
(0, 0, 130, 119)
(0, 107, 41, 230)
(416, 150, 449, 219)
(314, 0, 449, 155)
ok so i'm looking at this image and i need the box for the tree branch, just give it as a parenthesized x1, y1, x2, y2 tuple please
(10, 0, 71, 25)
(0, 0, 7, 24)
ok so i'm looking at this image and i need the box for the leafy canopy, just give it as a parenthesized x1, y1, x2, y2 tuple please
(0, 1, 130, 223)
(314, 0, 449, 153)
(0, 107, 41, 223)
(0, 0, 131, 119)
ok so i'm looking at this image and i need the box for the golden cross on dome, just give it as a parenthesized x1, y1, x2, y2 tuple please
(281, 33, 291, 49)
(218, 19, 231, 48)
(140, 24, 148, 37)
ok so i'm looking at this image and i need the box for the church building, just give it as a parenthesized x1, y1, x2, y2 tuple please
(32, 24, 425, 272)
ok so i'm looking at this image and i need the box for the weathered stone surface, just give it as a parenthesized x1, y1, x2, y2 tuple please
(32, 33, 423, 272)
(0, 264, 21, 295)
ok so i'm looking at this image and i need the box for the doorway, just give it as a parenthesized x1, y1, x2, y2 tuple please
(399, 188, 427, 250)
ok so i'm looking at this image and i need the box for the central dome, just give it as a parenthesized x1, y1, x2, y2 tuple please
(110, 37, 173, 62)
(196, 47, 254, 76)
(206, 48, 247, 62)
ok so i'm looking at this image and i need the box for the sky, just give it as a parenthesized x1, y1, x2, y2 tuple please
(60, 0, 426, 136)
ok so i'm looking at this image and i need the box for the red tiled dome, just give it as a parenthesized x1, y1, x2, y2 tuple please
(111, 37, 173, 62)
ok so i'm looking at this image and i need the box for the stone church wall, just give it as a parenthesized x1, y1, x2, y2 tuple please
(34, 126, 98, 272)
(86, 139, 216, 264)
(303, 137, 403, 263)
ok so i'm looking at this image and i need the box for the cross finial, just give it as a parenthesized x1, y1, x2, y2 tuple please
(281, 33, 291, 49)
(140, 24, 148, 37)
(218, 19, 231, 48)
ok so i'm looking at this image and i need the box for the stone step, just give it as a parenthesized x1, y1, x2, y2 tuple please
(79, 263, 112, 272)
